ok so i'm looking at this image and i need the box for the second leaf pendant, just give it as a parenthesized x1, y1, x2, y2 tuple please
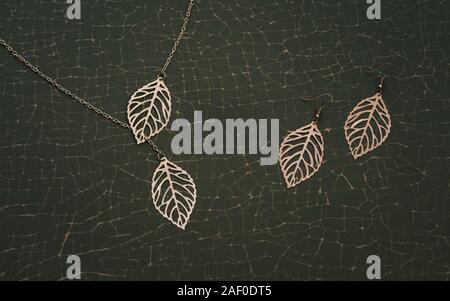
(127, 76, 171, 144)
(152, 158, 197, 230)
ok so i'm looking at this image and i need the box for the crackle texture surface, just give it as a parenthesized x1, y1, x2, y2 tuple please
(0, 0, 449, 280)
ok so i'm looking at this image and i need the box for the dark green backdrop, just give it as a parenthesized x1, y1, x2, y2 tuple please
(0, 0, 448, 280)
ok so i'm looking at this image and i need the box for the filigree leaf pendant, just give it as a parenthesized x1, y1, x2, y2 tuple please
(127, 77, 172, 144)
(151, 158, 197, 230)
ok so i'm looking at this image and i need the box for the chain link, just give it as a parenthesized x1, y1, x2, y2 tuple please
(159, 0, 195, 78)
(0, 1, 195, 160)
(0, 38, 166, 161)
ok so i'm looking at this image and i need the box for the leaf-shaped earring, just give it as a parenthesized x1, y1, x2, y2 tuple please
(127, 74, 172, 144)
(344, 75, 392, 159)
(279, 94, 333, 188)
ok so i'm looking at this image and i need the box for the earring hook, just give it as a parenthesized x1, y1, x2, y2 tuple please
(377, 75, 388, 94)
(365, 63, 395, 94)
(300, 93, 334, 123)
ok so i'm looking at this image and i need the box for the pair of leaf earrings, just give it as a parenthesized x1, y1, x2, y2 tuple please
(279, 75, 392, 188)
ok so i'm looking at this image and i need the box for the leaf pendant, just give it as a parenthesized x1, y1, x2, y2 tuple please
(127, 77, 172, 144)
(279, 121, 324, 188)
(344, 93, 391, 159)
(151, 158, 197, 230)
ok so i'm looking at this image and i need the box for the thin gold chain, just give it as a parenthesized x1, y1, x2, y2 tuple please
(0, 1, 196, 160)
(0, 39, 166, 160)
(159, 0, 195, 78)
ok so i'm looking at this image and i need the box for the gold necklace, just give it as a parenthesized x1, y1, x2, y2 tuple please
(0, 0, 197, 230)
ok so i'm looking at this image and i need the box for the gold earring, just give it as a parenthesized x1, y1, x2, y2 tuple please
(344, 72, 392, 159)
(279, 93, 333, 188)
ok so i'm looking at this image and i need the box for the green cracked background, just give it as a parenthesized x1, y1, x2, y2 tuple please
(0, 0, 449, 280)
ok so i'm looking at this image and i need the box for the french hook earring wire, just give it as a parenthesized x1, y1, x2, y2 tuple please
(365, 63, 395, 94)
(300, 93, 334, 123)
(367, 73, 388, 95)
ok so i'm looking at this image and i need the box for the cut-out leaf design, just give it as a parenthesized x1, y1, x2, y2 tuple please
(344, 93, 391, 159)
(151, 158, 197, 230)
(127, 77, 171, 144)
(279, 121, 324, 188)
